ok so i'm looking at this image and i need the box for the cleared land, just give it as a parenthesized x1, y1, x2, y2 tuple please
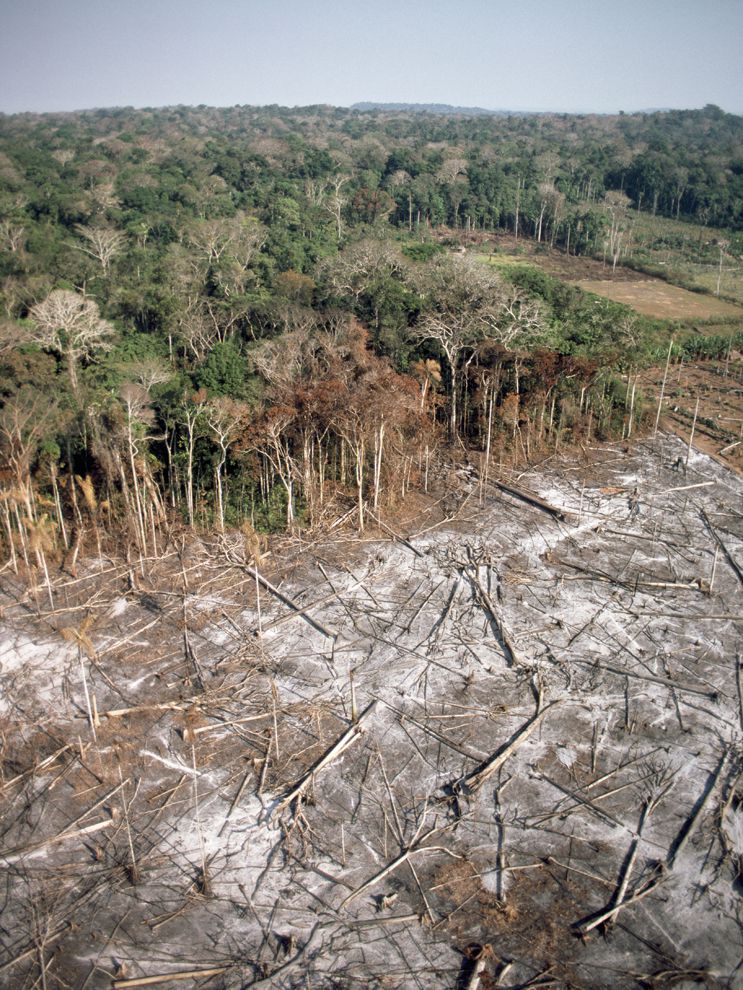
(575, 278, 743, 320)
(636, 354, 743, 475)
(480, 223, 743, 321)
(1, 437, 742, 989)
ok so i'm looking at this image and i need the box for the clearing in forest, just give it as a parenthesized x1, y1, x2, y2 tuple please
(574, 277, 743, 320)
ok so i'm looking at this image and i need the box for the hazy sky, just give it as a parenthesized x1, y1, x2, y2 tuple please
(1, 0, 741, 115)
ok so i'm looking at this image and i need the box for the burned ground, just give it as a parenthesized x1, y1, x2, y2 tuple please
(636, 357, 743, 476)
(1, 435, 742, 989)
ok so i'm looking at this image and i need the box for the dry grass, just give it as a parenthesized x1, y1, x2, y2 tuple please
(575, 278, 743, 320)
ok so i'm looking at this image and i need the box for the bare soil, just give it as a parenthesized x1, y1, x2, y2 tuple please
(2, 436, 742, 989)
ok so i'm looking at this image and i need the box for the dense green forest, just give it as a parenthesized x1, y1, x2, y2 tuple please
(1, 102, 741, 580)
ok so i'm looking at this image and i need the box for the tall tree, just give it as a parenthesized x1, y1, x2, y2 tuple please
(409, 256, 543, 438)
(28, 290, 117, 397)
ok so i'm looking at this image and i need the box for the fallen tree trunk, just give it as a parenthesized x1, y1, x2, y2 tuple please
(244, 564, 337, 640)
(466, 567, 524, 667)
(446, 697, 555, 799)
(113, 968, 229, 988)
(272, 701, 378, 819)
(700, 508, 743, 589)
(490, 479, 572, 521)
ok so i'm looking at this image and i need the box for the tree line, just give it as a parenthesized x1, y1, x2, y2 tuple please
(1, 102, 738, 584)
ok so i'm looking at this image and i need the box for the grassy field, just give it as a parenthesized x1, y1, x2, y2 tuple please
(574, 277, 743, 320)
(622, 211, 743, 305)
(477, 211, 743, 326)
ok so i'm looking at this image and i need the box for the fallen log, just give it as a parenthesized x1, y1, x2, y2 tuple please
(447, 698, 554, 799)
(271, 701, 377, 819)
(700, 508, 743, 589)
(553, 556, 704, 594)
(367, 509, 424, 557)
(572, 801, 652, 936)
(425, 574, 462, 644)
(260, 580, 363, 633)
(346, 913, 421, 929)
(0, 818, 114, 865)
(0, 744, 73, 792)
(490, 479, 572, 521)
(395, 708, 486, 761)
(536, 773, 627, 832)
(102, 701, 188, 720)
(242, 923, 324, 989)
(666, 748, 729, 869)
(465, 945, 493, 990)
(573, 868, 665, 938)
(466, 567, 524, 667)
(244, 564, 337, 640)
(339, 821, 455, 909)
(113, 968, 229, 988)
(568, 656, 718, 700)
(573, 748, 730, 937)
(0, 923, 69, 976)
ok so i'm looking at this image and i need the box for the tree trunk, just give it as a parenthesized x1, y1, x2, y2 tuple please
(354, 438, 365, 532)
(449, 364, 458, 440)
(373, 421, 385, 511)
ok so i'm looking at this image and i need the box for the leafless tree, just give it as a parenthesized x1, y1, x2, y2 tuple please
(186, 214, 265, 269)
(0, 387, 64, 584)
(409, 256, 544, 438)
(716, 239, 730, 296)
(438, 157, 468, 183)
(0, 387, 59, 519)
(322, 238, 404, 302)
(604, 191, 632, 272)
(0, 219, 25, 253)
(28, 290, 116, 395)
(0, 318, 24, 354)
(206, 398, 247, 532)
(123, 358, 172, 393)
(323, 175, 350, 240)
(74, 225, 126, 276)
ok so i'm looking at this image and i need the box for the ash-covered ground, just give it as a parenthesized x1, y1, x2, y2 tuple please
(1, 434, 742, 990)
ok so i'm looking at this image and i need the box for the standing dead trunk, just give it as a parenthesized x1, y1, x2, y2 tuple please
(372, 420, 385, 512)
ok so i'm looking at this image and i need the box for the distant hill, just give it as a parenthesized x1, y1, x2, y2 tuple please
(350, 102, 514, 116)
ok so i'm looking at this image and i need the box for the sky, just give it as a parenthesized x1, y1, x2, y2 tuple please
(0, 0, 741, 116)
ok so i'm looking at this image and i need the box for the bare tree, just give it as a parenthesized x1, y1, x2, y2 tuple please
(250, 405, 300, 531)
(535, 182, 565, 243)
(715, 239, 730, 296)
(206, 398, 247, 532)
(186, 214, 265, 278)
(324, 175, 350, 240)
(0, 318, 25, 354)
(0, 387, 63, 587)
(604, 191, 632, 272)
(28, 290, 117, 396)
(321, 238, 404, 303)
(0, 219, 25, 253)
(119, 383, 156, 554)
(409, 256, 543, 438)
(74, 225, 126, 276)
(123, 358, 172, 393)
(0, 387, 59, 520)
